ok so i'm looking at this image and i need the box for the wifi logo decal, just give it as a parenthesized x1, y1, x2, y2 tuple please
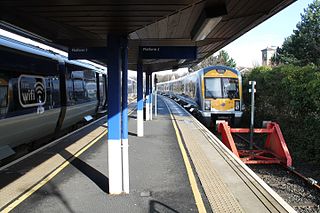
(19, 75, 46, 108)
(35, 81, 45, 102)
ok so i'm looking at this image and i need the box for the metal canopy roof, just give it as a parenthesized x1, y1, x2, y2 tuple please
(0, 0, 294, 72)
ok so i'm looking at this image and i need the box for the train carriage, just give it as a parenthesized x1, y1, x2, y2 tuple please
(0, 36, 109, 160)
(157, 65, 243, 127)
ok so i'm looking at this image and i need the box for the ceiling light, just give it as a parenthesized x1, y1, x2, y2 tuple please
(191, 4, 227, 41)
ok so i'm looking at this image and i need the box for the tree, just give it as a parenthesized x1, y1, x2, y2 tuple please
(191, 50, 236, 71)
(276, 0, 320, 66)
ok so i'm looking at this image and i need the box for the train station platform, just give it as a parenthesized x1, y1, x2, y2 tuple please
(0, 96, 295, 213)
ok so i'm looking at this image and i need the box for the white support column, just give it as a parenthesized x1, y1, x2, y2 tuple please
(122, 139, 129, 192)
(108, 139, 122, 194)
(107, 35, 122, 194)
(121, 39, 129, 193)
(137, 110, 144, 136)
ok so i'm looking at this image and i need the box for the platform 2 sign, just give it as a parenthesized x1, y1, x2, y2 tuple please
(139, 46, 197, 59)
(68, 47, 108, 60)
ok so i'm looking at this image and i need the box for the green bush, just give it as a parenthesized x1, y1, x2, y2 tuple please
(242, 65, 320, 163)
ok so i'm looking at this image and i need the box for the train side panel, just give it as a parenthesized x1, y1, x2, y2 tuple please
(0, 37, 107, 160)
(61, 63, 98, 129)
(0, 45, 61, 152)
(61, 102, 97, 129)
(0, 109, 60, 148)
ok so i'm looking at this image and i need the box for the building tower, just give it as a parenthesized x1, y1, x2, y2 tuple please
(261, 46, 277, 66)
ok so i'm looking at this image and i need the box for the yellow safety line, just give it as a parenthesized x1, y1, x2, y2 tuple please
(166, 102, 207, 213)
(2, 130, 107, 213)
(2, 106, 138, 213)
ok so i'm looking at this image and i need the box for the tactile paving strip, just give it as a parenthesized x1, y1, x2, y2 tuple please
(166, 100, 244, 213)
(178, 118, 244, 212)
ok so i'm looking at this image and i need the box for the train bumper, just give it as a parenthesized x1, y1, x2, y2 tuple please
(200, 111, 243, 118)
(200, 111, 243, 127)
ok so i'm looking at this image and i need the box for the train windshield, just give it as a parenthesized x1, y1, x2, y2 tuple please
(205, 78, 239, 99)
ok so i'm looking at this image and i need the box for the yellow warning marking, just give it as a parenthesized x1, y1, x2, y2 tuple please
(165, 101, 207, 213)
(2, 131, 107, 213)
(1, 105, 145, 213)
(2, 107, 138, 212)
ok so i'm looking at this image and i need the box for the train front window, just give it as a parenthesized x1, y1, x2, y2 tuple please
(205, 78, 239, 99)
(205, 78, 221, 98)
(222, 78, 239, 99)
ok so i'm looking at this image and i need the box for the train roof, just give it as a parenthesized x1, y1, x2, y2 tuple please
(201, 65, 240, 75)
(157, 65, 240, 85)
(0, 36, 107, 75)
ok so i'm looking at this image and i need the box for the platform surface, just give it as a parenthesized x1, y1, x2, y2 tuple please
(0, 96, 295, 213)
(0, 98, 207, 213)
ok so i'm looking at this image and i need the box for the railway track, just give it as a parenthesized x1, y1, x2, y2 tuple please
(232, 133, 320, 213)
(167, 96, 320, 212)
(249, 164, 320, 213)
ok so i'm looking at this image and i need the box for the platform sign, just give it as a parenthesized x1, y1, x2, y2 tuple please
(139, 46, 197, 59)
(68, 47, 108, 60)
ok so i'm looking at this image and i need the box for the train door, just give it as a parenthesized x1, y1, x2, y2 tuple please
(99, 74, 107, 110)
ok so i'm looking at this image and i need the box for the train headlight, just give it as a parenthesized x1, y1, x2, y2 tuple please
(235, 100, 240, 111)
(204, 100, 211, 111)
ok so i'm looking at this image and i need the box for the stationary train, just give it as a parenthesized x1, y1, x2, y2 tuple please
(0, 36, 136, 160)
(157, 65, 243, 127)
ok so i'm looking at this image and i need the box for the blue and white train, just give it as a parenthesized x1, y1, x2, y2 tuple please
(0, 36, 136, 160)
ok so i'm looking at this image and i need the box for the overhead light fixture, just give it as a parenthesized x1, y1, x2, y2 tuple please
(178, 59, 186, 64)
(191, 4, 227, 41)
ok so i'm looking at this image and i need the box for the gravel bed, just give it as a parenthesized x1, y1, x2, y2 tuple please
(249, 164, 320, 213)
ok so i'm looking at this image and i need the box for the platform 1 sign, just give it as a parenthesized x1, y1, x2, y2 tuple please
(68, 47, 108, 60)
(139, 46, 197, 59)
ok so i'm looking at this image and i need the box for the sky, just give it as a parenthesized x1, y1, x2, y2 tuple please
(222, 0, 315, 67)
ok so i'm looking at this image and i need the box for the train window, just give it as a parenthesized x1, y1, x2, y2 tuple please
(99, 75, 106, 102)
(74, 79, 84, 91)
(222, 78, 239, 99)
(66, 79, 74, 102)
(45, 78, 53, 108)
(205, 78, 221, 98)
(85, 80, 97, 100)
(52, 78, 60, 106)
(67, 69, 98, 104)
(83, 70, 97, 101)
(73, 79, 85, 101)
(205, 78, 239, 99)
(189, 81, 196, 98)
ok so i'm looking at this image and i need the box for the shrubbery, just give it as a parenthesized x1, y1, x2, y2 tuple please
(242, 65, 320, 163)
